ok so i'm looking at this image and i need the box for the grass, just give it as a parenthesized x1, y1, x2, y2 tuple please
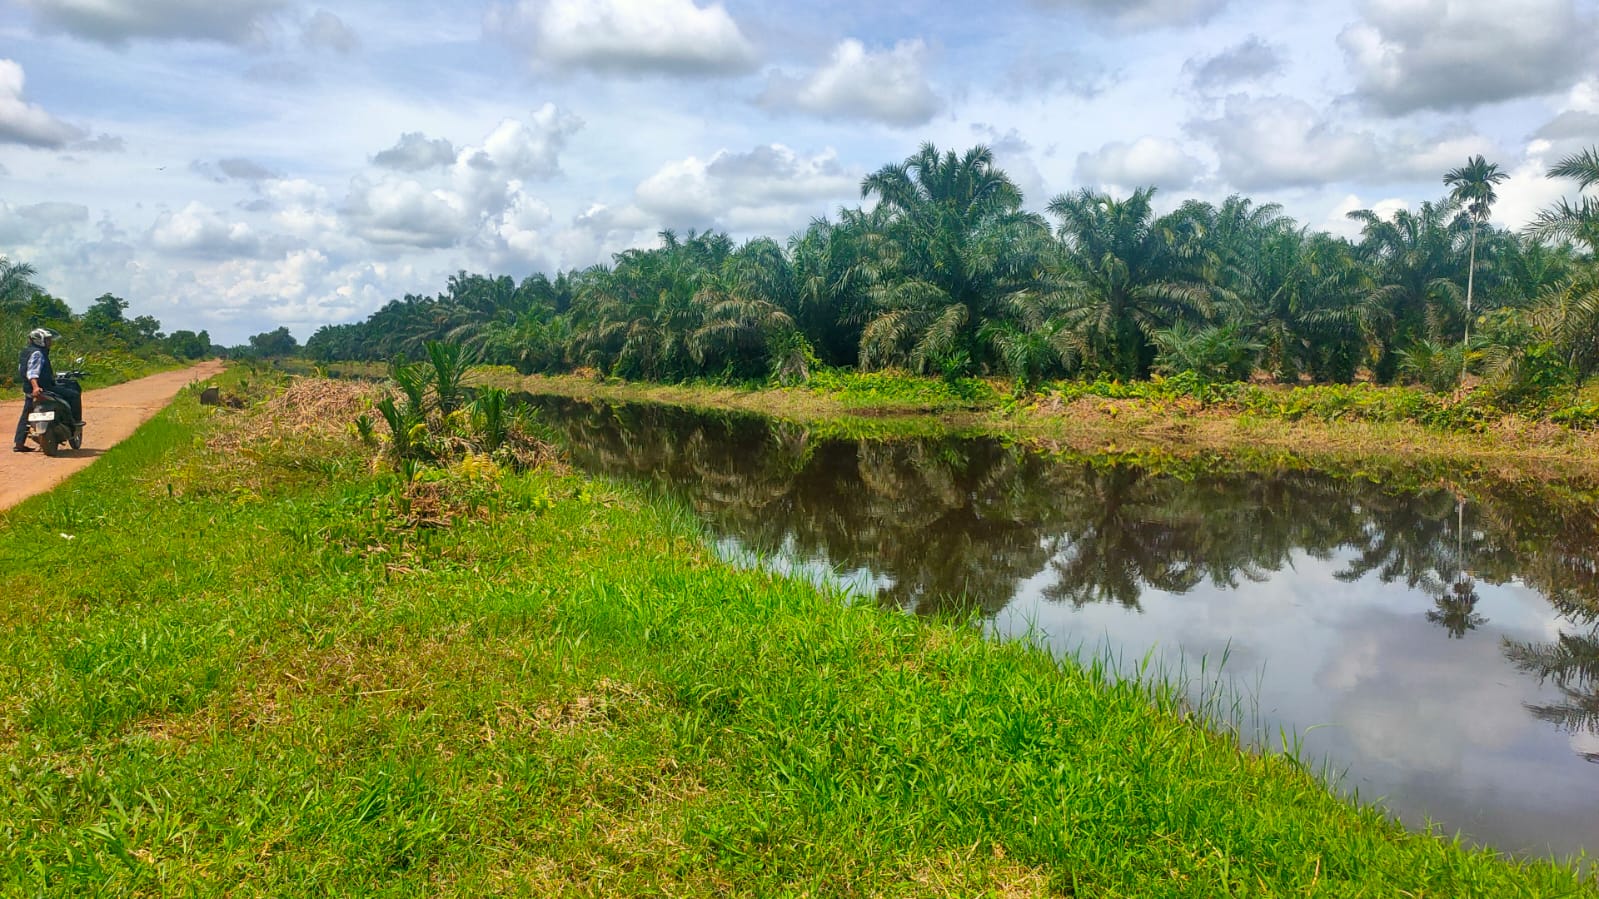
(0, 371, 1593, 896)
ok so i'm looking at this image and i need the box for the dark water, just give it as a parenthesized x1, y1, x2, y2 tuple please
(529, 395, 1599, 860)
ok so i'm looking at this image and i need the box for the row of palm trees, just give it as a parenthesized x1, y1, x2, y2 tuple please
(304, 143, 1599, 392)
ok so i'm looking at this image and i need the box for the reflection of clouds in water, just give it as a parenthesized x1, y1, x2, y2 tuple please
(1318, 612, 1532, 772)
(1570, 731, 1599, 759)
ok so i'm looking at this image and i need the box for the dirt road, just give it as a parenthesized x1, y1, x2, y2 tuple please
(1, 360, 226, 511)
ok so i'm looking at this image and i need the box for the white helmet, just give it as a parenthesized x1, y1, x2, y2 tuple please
(28, 328, 55, 345)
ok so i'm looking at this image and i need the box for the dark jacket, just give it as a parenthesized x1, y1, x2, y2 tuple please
(17, 342, 53, 391)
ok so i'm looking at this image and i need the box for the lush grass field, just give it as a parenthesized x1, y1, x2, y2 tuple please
(0, 375, 1592, 896)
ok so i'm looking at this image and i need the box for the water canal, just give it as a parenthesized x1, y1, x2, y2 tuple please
(528, 395, 1599, 860)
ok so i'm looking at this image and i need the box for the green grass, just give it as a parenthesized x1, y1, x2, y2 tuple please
(0, 375, 1592, 896)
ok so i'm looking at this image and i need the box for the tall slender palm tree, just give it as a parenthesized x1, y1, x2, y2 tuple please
(1442, 155, 1508, 350)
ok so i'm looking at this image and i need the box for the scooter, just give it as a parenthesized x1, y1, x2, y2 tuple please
(26, 361, 85, 456)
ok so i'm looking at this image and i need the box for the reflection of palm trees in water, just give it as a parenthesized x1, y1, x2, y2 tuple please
(533, 394, 1599, 751)
(1426, 497, 1486, 639)
(1505, 628, 1599, 758)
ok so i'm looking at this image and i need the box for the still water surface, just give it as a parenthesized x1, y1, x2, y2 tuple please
(530, 395, 1599, 860)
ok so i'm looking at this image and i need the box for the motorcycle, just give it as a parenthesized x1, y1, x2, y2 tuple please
(26, 360, 85, 456)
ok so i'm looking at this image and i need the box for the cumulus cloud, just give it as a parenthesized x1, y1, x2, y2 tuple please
(341, 176, 471, 249)
(1075, 137, 1206, 191)
(1187, 95, 1385, 190)
(0, 59, 87, 148)
(372, 132, 458, 172)
(486, 0, 757, 76)
(1184, 36, 1283, 93)
(635, 144, 857, 231)
(342, 106, 580, 251)
(1339, 0, 1597, 115)
(148, 202, 265, 259)
(760, 39, 942, 127)
(0, 200, 89, 245)
(300, 9, 358, 54)
(1032, 0, 1227, 30)
(21, 0, 291, 47)
(447, 104, 582, 215)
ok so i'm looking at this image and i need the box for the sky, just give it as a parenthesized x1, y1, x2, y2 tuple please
(1, 0, 1598, 345)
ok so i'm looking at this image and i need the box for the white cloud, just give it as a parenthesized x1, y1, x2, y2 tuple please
(341, 106, 580, 251)
(1033, 0, 1227, 29)
(1188, 95, 1384, 190)
(635, 144, 858, 232)
(147, 202, 264, 259)
(21, 0, 291, 47)
(262, 178, 338, 239)
(1491, 143, 1582, 232)
(486, 187, 556, 266)
(761, 39, 942, 127)
(300, 9, 358, 54)
(340, 176, 471, 249)
(1320, 193, 1409, 238)
(0, 59, 86, 148)
(487, 0, 757, 76)
(1339, 0, 1597, 115)
(0, 200, 89, 246)
(1075, 137, 1205, 192)
(372, 132, 457, 172)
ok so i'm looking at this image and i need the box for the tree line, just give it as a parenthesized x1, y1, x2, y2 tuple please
(304, 143, 1599, 398)
(0, 263, 310, 364)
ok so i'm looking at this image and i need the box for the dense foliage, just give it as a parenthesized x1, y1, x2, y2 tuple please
(311, 144, 1599, 410)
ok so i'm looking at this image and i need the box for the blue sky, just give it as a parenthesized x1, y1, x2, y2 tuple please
(2, 0, 1597, 344)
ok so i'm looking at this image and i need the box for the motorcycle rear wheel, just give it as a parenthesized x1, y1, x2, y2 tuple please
(40, 431, 59, 457)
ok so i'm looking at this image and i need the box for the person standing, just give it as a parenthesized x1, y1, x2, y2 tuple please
(14, 328, 55, 453)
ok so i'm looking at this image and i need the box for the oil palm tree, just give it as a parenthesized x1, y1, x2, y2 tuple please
(0, 257, 40, 308)
(1526, 146, 1599, 252)
(858, 143, 1051, 374)
(1347, 200, 1468, 382)
(1443, 155, 1509, 350)
(1047, 188, 1209, 379)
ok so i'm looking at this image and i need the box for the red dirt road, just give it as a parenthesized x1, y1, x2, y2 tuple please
(1, 360, 226, 511)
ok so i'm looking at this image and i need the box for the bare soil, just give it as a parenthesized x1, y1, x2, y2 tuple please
(0, 360, 226, 511)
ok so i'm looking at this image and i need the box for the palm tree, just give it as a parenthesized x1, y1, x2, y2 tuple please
(1526, 146, 1599, 251)
(0, 257, 40, 309)
(1047, 188, 1209, 379)
(858, 143, 1052, 375)
(1347, 200, 1468, 382)
(1443, 155, 1508, 351)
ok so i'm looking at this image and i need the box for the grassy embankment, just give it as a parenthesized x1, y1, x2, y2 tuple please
(0, 370, 1592, 896)
(495, 369, 1599, 489)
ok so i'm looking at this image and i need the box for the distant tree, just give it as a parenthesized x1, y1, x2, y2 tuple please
(83, 293, 130, 335)
(164, 329, 213, 359)
(128, 314, 163, 344)
(247, 326, 300, 357)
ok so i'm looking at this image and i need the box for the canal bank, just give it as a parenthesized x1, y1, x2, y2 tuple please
(0, 375, 1591, 894)
(492, 370, 1599, 493)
